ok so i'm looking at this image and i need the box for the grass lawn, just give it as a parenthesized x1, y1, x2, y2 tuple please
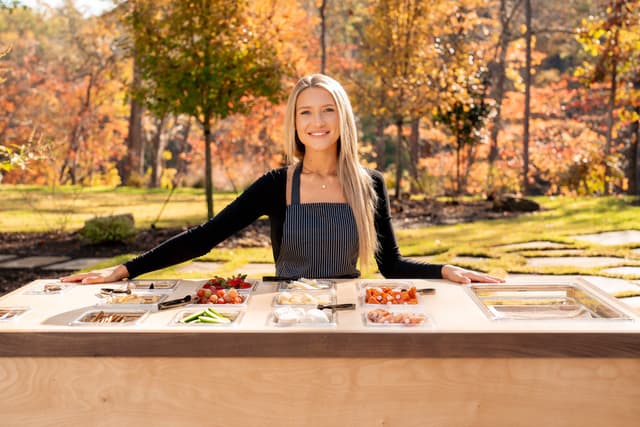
(2, 185, 639, 280)
(0, 184, 232, 231)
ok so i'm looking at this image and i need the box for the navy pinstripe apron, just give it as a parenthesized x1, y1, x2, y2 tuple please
(275, 164, 359, 278)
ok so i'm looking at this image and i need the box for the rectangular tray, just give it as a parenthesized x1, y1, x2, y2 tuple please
(364, 307, 433, 329)
(277, 279, 336, 292)
(197, 278, 259, 292)
(23, 282, 75, 295)
(269, 306, 337, 327)
(70, 309, 149, 326)
(0, 307, 30, 321)
(467, 282, 632, 321)
(125, 279, 178, 290)
(188, 290, 251, 307)
(98, 292, 169, 309)
(359, 280, 424, 307)
(272, 291, 336, 307)
(171, 308, 243, 326)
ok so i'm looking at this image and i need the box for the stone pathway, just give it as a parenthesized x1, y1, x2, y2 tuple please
(175, 261, 223, 274)
(0, 255, 17, 263)
(2, 230, 640, 309)
(572, 230, 640, 246)
(0, 256, 72, 269)
(497, 241, 570, 251)
(526, 256, 626, 268)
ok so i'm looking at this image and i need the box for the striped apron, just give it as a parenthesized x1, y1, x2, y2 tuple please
(275, 164, 360, 278)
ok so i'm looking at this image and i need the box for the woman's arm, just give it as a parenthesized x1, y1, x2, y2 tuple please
(371, 170, 503, 283)
(371, 170, 443, 279)
(61, 169, 285, 283)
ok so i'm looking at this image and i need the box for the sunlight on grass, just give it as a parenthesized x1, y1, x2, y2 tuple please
(0, 185, 238, 232)
(3, 186, 640, 279)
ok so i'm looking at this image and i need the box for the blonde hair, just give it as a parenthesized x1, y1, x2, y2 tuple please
(284, 74, 378, 270)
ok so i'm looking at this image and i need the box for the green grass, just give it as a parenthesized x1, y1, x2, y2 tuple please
(394, 196, 640, 279)
(2, 185, 639, 280)
(0, 184, 236, 232)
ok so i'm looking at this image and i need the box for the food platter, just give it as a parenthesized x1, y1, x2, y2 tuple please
(0, 306, 30, 321)
(171, 308, 243, 327)
(70, 309, 150, 326)
(23, 282, 75, 295)
(269, 306, 337, 327)
(466, 282, 633, 321)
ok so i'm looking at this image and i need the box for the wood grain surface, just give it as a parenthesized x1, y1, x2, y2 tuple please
(2, 330, 640, 357)
(1, 357, 639, 427)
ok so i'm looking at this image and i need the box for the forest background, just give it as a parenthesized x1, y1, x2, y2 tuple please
(1, 0, 640, 211)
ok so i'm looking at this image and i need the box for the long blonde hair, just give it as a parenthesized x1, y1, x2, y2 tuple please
(284, 74, 378, 270)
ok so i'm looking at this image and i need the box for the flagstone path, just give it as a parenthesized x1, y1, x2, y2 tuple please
(2, 230, 640, 313)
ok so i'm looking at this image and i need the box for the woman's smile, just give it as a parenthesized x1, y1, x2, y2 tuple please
(295, 87, 340, 153)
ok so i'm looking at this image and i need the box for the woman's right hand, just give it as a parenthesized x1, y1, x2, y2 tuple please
(60, 264, 129, 284)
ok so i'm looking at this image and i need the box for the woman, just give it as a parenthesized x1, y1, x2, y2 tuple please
(61, 74, 502, 285)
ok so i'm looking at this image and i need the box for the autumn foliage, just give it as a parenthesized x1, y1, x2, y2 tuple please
(1, 0, 639, 200)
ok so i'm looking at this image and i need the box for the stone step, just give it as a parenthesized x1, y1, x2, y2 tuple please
(42, 258, 110, 271)
(572, 230, 640, 246)
(0, 256, 70, 269)
(0, 254, 17, 263)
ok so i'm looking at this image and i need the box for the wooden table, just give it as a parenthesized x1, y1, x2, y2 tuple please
(1, 277, 639, 427)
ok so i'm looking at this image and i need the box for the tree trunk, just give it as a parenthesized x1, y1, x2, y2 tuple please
(629, 105, 640, 195)
(204, 118, 214, 219)
(487, 0, 510, 192)
(149, 113, 168, 188)
(409, 117, 420, 193)
(319, 0, 328, 74)
(604, 31, 619, 195)
(522, 0, 532, 195)
(175, 116, 192, 183)
(375, 118, 386, 170)
(456, 134, 461, 195)
(124, 52, 144, 185)
(394, 119, 403, 199)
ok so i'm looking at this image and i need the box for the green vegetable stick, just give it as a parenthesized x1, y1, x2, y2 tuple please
(182, 310, 206, 323)
(198, 315, 230, 324)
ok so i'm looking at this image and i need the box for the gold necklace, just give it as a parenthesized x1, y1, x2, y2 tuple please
(302, 167, 336, 190)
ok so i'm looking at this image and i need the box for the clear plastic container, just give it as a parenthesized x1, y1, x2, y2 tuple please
(197, 278, 259, 292)
(363, 307, 432, 329)
(188, 290, 251, 307)
(98, 292, 169, 309)
(0, 306, 30, 321)
(466, 283, 633, 321)
(23, 282, 75, 295)
(170, 308, 243, 326)
(70, 309, 149, 326)
(277, 278, 336, 292)
(358, 280, 424, 307)
(269, 306, 337, 327)
(272, 291, 335, 307)
(125, 279, 178, 290)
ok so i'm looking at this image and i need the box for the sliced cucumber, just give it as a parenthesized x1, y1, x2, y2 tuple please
(181, 310, 206, 323)
(198, 315, 231, 324)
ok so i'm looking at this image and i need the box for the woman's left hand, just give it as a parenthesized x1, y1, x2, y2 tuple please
(441, 264, 505, 284)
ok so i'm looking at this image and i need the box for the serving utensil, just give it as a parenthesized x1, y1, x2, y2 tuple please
(157, 295, 192, 311)
(100, 287, 132, 296)
(317, 303, 355, 310)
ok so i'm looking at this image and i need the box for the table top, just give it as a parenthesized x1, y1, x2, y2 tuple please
(1, 277, 639, 357)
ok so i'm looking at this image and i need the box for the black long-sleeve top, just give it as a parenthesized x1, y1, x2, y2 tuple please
(124, 167, 443, 279)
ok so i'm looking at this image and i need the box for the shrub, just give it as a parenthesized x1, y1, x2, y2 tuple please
(80, 214, 136, 244)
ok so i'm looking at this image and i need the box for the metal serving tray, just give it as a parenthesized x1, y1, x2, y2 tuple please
(125, 279, 178, 290)
(0, 307, 30, 321)
(70, 309, 149, 326)
(171, 308, 243, 326)
(467, 282, 632, 321)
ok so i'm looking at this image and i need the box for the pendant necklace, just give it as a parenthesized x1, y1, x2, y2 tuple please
(302, 166, 335, 190)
